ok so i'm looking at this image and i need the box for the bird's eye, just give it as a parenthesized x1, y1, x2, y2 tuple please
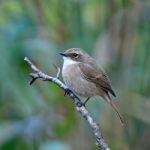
(72, 53, 78, 58)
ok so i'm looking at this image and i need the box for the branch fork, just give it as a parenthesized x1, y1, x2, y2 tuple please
(24, 57, 111, 150)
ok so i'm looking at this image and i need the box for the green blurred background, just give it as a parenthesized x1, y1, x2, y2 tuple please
(0, 0, 150, 150)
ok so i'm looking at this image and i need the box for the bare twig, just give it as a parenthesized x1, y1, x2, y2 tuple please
(24, 57, 111, 150)
(53, 64, 61, 79)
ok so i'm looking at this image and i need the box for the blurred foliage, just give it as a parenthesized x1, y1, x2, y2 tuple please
(0, 0, 150, 150)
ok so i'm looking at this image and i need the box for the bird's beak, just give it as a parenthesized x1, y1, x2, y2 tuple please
(59, 52, 68, 57)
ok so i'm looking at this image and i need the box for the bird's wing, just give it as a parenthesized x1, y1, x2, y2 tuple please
(78, 62, 116, 97)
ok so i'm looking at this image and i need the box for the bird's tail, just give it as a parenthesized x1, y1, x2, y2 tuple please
(104, 94, 125, 126)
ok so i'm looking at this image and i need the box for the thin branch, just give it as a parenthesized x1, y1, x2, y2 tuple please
(53, 64, 61, 79)
(24, 57, 111, 150)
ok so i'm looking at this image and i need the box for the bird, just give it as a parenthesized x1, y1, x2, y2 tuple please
(60, 48, 124, 125)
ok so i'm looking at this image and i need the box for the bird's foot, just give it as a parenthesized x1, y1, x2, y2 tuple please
(82, 97, 90, 106)
(77, 102, 84, 107)
(81, 101, 86, 107)
(64, 88, 72, 96)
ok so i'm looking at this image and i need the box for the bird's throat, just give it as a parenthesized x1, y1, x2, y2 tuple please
(63, 57, 78, 70)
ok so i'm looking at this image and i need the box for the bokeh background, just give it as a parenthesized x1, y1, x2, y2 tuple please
(0, 0, 150, 150)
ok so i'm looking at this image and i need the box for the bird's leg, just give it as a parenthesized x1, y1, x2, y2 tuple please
(82, 97, 90, 106)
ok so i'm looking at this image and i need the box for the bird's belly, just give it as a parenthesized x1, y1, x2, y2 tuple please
(62, 65, 99, 97)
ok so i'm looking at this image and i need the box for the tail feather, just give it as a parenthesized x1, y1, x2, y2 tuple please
(104, 94, 125, 126)
(109, 100, 125, 126)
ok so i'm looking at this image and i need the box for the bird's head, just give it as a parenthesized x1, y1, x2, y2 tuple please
(60, 48, 89, 63)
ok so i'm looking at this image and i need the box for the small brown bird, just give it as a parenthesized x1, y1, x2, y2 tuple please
(60, 48, 124, 125)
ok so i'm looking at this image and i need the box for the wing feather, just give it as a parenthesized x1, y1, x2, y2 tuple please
(79, 62, 116, 97)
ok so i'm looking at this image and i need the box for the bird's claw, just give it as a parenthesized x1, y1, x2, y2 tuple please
(77, 102, 85, 107)
(64, 88, 72, 96)
(82, 97, 90, 107)
(81, 101, 86, 107)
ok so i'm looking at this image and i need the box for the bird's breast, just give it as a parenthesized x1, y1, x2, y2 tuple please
(62, 63, 99, 97)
